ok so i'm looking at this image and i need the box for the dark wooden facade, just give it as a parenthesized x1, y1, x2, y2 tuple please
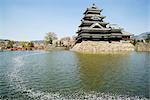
(76, 4, 131, 43)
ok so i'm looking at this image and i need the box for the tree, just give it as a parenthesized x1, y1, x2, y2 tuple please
(0, 42, 5, 47)
(6, 40, 14, 48)
(55, 41, 58, 47)
(133, 39, 137, 46)
(27, 42, 34, 47)
(44, 32, 57, 45)
(59, 41, 62, 46)
(20, 41, 27, 48)
(61, 37, 70, 41)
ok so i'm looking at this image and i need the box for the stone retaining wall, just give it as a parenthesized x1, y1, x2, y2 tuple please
(71, 41, 134, 54)
(135, 43, 150, 52)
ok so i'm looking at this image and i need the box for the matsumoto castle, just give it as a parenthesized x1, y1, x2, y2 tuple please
(76, 4, 132, 43)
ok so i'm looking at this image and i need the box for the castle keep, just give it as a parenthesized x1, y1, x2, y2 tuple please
(76, 4, 131, 43)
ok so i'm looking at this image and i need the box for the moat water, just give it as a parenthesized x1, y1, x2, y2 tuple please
(0, 51, 149, 99)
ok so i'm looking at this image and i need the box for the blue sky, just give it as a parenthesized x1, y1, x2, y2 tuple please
(0, 0, 149, 41)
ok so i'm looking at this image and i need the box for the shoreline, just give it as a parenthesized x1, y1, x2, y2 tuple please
(1, 42, 150, 53)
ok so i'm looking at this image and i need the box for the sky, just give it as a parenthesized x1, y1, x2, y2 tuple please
(0, 0, 149, 41)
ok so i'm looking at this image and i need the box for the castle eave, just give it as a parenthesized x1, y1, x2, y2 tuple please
(78, 29, 111, 33)
(79, 22, 109, 27)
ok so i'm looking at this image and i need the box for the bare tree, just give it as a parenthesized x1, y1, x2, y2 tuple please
(44, 32, 57, 45)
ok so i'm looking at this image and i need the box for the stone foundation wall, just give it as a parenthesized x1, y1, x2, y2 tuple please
(71, 41, 134, 54)
(135, 43, 150, 52)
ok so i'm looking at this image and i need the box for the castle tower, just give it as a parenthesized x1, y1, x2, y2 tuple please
(76, 4, 131, 43)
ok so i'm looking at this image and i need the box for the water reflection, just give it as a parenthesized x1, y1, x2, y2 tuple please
(76, 53, 149, 97)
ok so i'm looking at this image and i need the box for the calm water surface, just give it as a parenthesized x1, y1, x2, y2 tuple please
(0, 51, 149, 99)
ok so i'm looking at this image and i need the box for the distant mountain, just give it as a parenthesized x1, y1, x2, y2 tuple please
(0, 39, 44, 44)
(0, 39, 9, 41)
(31, 40, 44, 44)
(133, 32, 150, 40)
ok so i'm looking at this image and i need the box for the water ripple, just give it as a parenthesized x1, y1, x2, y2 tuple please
(0, 51, 148, 100)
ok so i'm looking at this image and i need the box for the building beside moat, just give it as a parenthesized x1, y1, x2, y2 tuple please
(76, 4, 132, 43)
